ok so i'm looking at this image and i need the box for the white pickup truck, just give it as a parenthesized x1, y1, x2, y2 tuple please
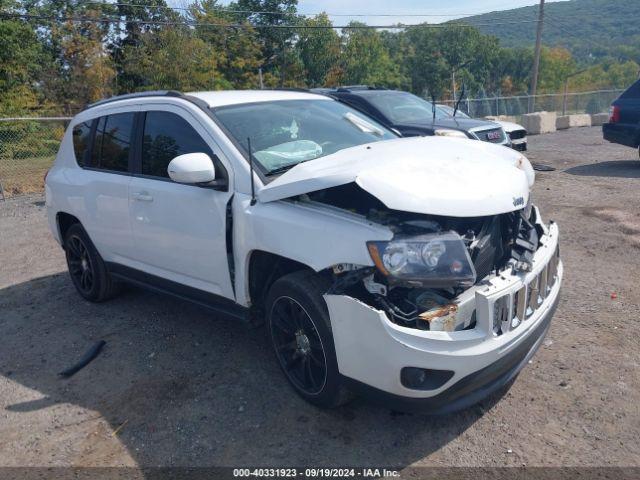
(45, 89, 562, 413)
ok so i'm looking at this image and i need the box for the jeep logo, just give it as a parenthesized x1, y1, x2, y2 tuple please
(513, 196, 525, 207)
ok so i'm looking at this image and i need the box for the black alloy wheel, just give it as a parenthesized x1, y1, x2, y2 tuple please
(270, 296, 328, 395)
(66, 233, 95, 295)
(63, 223, 119, 302)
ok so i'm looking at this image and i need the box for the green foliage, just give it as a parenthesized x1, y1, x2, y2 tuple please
(0, 0, 638, 114)
(0, 20, 42, 115)
(461, 0, 640, 64)
(297, 13, 341, 87)
(43, 17, 116, 109)
(229, 0, 301, 77)
(339, 23, 404, 88)
(403, 24, 501, 97)
(122, 27, 231, 91)
(110, 0, 181, 93)
(192, 0, 264, 89)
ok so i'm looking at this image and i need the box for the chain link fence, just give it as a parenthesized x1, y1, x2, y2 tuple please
(0, 117, 70, 199)
(0, 88, 624, 199)
(440, 89, 624, 120)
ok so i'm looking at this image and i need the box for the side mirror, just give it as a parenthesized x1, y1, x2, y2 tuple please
(167, 152, 216, 185)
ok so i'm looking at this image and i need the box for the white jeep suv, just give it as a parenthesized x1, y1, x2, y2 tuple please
(46, 90, 562, 413)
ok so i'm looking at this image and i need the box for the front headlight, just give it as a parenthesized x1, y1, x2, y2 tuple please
(434, 129, 469, 139)
(367, 231, 476, 288)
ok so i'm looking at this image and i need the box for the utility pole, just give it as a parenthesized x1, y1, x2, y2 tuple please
(451, 70, 456, 102)
(529, 0, 545, 113)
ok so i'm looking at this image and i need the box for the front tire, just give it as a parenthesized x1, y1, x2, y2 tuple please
(64, 223, 119, 302)
(266, 270, 351, 408)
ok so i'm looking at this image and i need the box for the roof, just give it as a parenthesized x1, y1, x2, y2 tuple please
(187, 90, 331, 108)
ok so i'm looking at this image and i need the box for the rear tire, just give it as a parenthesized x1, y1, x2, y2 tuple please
(266, 270, 352, 408)
(63, 223, 119, 302)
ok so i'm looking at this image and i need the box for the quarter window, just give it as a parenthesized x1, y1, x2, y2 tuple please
(141, 111, 213, 178)
(71, 121, 93, 166)
(91, 113, 134, 172)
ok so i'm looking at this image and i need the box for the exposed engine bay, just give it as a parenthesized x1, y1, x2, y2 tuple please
(295, 183, 544, 332)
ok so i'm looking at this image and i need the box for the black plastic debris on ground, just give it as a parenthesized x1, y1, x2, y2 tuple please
(58, 340, 106, 378)
(532, 162, 556, 172)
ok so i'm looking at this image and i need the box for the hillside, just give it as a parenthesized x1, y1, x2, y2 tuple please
(458, 0, 640, 61)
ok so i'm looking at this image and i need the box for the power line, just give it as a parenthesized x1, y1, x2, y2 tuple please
(77, 1, 537, 19)
(544, 17, 620, 55)
(0, 12, 541, 29)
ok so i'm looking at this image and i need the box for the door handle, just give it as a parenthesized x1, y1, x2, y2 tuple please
(132, 192, 154, 202)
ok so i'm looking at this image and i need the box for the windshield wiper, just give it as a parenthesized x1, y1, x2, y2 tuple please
(265, 163, 298, 176)
(266, 158, 317, 176)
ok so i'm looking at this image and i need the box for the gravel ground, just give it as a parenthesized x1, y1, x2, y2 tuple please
(0, 126, 639, 469)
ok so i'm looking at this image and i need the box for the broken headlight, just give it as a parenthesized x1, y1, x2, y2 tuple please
(367, 231, 477, 288)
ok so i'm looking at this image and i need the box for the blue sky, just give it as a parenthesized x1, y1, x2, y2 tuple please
(296, 0, 566, 24)
(206, 0, 569, 25)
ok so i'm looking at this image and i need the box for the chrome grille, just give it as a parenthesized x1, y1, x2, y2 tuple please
(474, 127, 506, 144)
(493, 245, 560, 335)
(508, 129, 527, 140)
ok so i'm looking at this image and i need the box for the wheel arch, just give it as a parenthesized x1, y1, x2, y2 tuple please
(246, 250, 319, 318)
(56, 212, 81, 243)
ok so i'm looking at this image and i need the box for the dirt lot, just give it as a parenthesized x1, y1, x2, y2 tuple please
(1, 126, 639, 469)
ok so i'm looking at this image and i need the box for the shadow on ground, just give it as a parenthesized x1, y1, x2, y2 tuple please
(565, 160, 640, 178)
(0, 273, 511, 468)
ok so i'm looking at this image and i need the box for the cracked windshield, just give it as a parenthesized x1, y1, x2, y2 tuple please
(212, 99, 396, 175)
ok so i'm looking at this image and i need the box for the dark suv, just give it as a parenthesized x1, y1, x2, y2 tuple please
(603, 79, 640, 155)
(316, 87, 511, 148)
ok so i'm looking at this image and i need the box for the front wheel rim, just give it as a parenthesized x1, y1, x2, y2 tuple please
(270, 296, 328, 395)
(67, 235, 94, 294)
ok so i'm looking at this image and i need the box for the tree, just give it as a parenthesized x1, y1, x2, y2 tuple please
(296, 13, 341, 87)
(121, 27, 230, 91)
(0, 18, 42, 115)
(403, 26, 449, 97)
(339, 23, 404, 88)
(404, 24, 501, 99)
(491, 47, 534, 95)
(191, 0, 264, 89)
(40, 12, 116, 111)
(15, 0, 116, 110)
(229, 0, 301, 83)
(109, 0, 181, 93)
(538, 47, 576, 92)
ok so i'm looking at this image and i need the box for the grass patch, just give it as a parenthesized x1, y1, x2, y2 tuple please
(0, 155, 56, 196)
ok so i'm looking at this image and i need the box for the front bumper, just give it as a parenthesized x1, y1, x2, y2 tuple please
(325, 221, 562, 414)
(510, 139, 527, 151)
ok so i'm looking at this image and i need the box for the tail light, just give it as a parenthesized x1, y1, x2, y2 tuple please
(609, 105, 620, 123)
(44, 169, 50, 184)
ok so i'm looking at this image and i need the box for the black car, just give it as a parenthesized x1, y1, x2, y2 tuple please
(315, 87, 512, 148)
(603, 79, 640, 156)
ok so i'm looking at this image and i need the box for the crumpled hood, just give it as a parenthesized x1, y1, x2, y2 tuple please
(258, 136, 534, 217)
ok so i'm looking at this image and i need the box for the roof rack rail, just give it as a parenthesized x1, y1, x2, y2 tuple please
(336, 85, 388, 92)
(271, 87, 311, 93)
(86, 90, 185, 110)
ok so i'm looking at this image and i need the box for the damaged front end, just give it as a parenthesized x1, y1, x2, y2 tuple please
(312, 184, 545, 332)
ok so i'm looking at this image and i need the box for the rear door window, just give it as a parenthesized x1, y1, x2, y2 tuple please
(90, 113, 135, 172)
(141, 111, 213, 179)
(71, 121, 93, 166)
